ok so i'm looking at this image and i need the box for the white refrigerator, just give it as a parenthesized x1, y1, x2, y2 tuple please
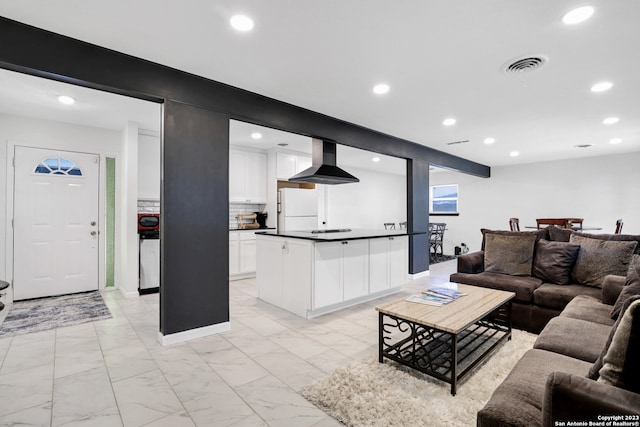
(278, 188, 318, 231)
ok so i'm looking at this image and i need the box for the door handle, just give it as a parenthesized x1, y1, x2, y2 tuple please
(90, 221, 97, 226)
(90, 231, 97, 236)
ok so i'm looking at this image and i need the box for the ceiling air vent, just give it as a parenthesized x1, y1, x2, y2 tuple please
(574, 144, 594, 149)
(503, 55, 548, 74)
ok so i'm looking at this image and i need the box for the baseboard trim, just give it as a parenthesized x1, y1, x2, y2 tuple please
(158, 321, 231, 346)
(119, 288, 139, 299)
(409, 270, 430, 279)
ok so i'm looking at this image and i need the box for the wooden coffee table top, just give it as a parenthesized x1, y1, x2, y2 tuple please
(376, 284, 515, 334)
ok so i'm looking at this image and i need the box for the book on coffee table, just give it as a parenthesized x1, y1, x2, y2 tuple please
(406, 293, 451, 306)
(423, 287, 467, 300)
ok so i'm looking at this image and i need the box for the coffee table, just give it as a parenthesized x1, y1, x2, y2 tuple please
(376, 284, 515, 395)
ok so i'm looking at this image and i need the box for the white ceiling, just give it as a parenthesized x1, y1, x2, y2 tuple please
(0, 1, 638, 167)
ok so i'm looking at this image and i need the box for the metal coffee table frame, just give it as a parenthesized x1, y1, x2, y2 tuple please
(378, 302, 512, 395)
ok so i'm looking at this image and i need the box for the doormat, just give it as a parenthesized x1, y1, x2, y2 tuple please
(0, 291, 112, 338)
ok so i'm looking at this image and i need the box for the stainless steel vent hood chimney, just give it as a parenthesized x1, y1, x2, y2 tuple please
(288, 139, 359, 185)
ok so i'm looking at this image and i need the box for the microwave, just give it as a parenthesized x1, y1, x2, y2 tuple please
(138, 213, 160, 232)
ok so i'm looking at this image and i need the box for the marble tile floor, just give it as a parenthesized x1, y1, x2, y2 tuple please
(0, 260, 457, 427)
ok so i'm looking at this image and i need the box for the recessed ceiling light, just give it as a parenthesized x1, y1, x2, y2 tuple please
(372, 157, 381, 162)
(483, 137, 496, 145)
(251, 132, 262, 140)
(373, 84, 390, 95)
(509, 151, 520, 157)
(609, 138, 623, 145)
(57, 95, 75, 105)
(442, 118, 456, 126)
(602, 117, 619, 125)
(591, 81, 613, 93)
(230, 15, 254, 32)
(562, 6, 595, 25)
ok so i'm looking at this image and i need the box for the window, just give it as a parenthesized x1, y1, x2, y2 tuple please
(34, 157, 82, 176)
(430, 184, 458, 214)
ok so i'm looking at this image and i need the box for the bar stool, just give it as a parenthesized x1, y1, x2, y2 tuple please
(0, 280, 9, 311)
(384, 223, 396, 230)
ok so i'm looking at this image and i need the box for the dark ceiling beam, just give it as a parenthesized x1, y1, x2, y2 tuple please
(0, 16, 490, 177)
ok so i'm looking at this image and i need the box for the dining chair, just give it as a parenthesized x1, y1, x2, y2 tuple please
(509, 218, 520, 231)
(428, 223, 446, 262)
(384, 222, 395, 230)
(615, 219, 623, 234)
(566, 218, 583, 231)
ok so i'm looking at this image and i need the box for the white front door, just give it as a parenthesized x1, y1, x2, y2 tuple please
(13, 146, 100, 300)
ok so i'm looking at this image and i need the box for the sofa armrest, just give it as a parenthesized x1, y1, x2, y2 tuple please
(602, 275, 626, 305)
(456, 251, 484, 274)
(543, 372, 640, 426)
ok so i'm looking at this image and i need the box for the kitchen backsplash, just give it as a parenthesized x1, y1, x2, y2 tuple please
(138, 199, 160, 213)
(230, 203, 266, 229)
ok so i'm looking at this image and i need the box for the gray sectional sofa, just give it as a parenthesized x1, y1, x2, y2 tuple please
(449, 227, 640, 425)
(450, 226, 640, 333)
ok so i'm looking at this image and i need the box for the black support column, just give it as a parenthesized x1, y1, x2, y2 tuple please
(407, 158, 430, 274)
(161, 101, 230, 335)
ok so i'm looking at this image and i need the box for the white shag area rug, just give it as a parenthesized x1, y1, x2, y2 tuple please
(300, 329, 537, 427)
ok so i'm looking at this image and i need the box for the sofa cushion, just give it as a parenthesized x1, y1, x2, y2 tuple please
(484, 233, 537, 276)
(477, 349, 591, 427)
(548, 225, 573, 242)
(569, 234, 637, 287)
(611, 254, 640, 320)
(550, 227, 640, 256)
(534, 317, 611, 362)
(449, 271, 542, 304)
(560, 295, 616, 326)
(532, 239, 580, 285)
(588, 295, 640, 380)
(598, 299, 640, 392)
(481, 228, 549, 251)
(533, 283, 601, 310)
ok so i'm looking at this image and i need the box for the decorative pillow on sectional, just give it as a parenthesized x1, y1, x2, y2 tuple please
(611, 255, 640, 320)
(589, 295, 640, 380)
(532, 239, 580, 285)
(548, 225, 573, 242)
(597, 298, 640, 392)
(569, 234, 637, 287)
(484, 233, 537, 276)
(480, 228, 548, 251)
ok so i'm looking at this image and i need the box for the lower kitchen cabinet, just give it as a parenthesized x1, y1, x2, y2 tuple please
(257, 234, 406, 318)
(229, 230, 259, 279)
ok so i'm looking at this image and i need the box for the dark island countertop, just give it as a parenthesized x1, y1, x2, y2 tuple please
(255, 228, 426, 242)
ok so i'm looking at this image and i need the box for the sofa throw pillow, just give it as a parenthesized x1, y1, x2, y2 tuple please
(589, 295, 640, 380)
(484, 233, 537, 276)
(480, 228, 548, 251)
(532, 239, 580, 285)
(611, 255, 640, 320)
(569, 234, 637, 287)
(548, 225, 573, 242)
(597, 298, 640, 392)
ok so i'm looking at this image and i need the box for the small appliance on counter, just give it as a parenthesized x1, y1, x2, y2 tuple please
(236, 213, 260, 229)
(255, 212, 268, 228)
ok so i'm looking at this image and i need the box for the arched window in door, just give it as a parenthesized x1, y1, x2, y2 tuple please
(34, 157, 83, 176)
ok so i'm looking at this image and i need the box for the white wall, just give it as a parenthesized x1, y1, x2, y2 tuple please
(137, 132, 161, 200)
(0, 113, 132, 294)
(325, 166, 406, 230)
(430, 152, 640, 255)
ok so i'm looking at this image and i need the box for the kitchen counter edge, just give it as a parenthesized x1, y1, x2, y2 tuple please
(255, 229, 425, 242)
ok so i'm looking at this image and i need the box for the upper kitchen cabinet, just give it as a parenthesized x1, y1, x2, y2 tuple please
(229, 148, 267, 203)
(138, 132, 161, 200)
(276, 152, 312, 180)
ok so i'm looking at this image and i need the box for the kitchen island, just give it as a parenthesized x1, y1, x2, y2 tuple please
(256, 229, 422, 318)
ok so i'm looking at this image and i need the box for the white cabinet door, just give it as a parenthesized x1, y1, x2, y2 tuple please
(389, 236, 408, 287)
(229, 150, 246, 202)
(239, 239, 257, 273)
(229, 149, 267, 203)
(296, 155, 312, 173)
(257, 238, 283, 305)
(229, 239, 240, 276)
(276, 153, 297, 180)
(314, 242, 343, 308)
(342, 240, 369, 300)
(245, 151, 267, 203)
(369, 238, 390, 293)
(281, 240, 312, 316)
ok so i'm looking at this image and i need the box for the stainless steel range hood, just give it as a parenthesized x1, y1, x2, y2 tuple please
(288, 139, 359, 185)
